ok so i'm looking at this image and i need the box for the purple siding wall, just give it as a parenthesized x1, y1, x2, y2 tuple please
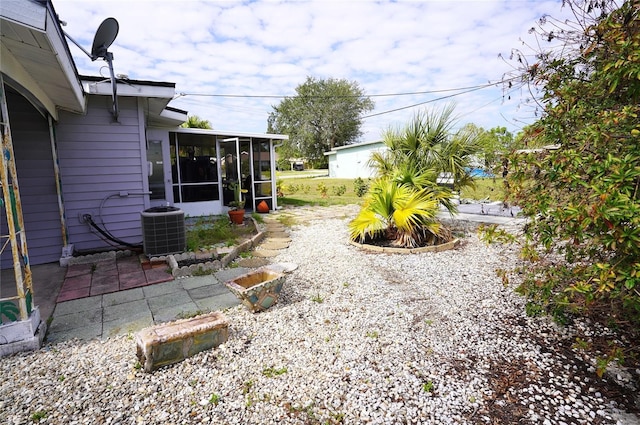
(1, 89, 62, 268)
(56, 96, 147, 253)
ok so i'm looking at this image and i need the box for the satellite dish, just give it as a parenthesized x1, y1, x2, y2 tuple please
(91, 18, 119, 60)
(62, 17, 121, 121)
(90, 18, 120, 121)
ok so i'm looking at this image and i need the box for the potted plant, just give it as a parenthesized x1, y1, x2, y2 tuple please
(228, 182, 247, 225)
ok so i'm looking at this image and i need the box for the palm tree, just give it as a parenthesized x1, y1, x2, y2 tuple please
(350, 105, 484, 248)
(181, 115, 212, 129)
(369, 104, 483, 192)
(349, 175, 453, 248)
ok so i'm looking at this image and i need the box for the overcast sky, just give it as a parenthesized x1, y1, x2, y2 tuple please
(53, 0, 569, 141)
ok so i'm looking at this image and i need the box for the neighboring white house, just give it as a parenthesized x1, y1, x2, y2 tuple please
(325, 140, 386, 179)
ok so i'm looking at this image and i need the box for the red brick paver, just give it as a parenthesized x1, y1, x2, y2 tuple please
(57, 256, 173, 302)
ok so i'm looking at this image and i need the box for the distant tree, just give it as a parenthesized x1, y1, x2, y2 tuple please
(267, 76, 374, 168)
(475, 125, 515, 174)
(181, 115, 212, 129)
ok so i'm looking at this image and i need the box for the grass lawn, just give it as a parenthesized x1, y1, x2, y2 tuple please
(277, 175, 507, 206)
(275, 169, 329, 179)
(277, 177, 364, 207)
(460, 177, 506, 202)
(185, 215, 259, 251)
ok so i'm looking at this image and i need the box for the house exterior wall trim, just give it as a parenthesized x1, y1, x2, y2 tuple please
(137, 98, 151, 211)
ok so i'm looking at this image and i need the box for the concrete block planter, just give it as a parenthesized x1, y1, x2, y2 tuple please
(135, 311, 229, 372)
(162, 218, 266, 277)
(224, 267, 286, 313)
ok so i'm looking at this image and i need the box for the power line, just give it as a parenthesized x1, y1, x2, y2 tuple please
(361, 85, 492, 119)
(174, 78, 519, 122)
(175, 78, 515, 100)
(458, 87, 520, 119)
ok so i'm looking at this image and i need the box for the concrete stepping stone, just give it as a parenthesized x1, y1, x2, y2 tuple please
(252, 250, 280, 258)
(266, 237, 291, 243)
(266, 231, 290, 239)
(260, 241, 290, 250)
(263, 217, 282, 222)
(266, 227, 285, 233)
(264, 221, 284, 227)
(236, 257, 271, 268)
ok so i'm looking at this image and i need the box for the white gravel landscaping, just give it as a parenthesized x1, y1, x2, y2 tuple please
(1, 207, 639, 424)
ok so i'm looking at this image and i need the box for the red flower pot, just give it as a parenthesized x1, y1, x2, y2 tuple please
(228, 209, 245, 225)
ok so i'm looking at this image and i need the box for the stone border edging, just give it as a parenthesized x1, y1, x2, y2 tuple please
(151, 217, 265, 278)
(349, 238, 460, 254)
(65, 249, 135, 266)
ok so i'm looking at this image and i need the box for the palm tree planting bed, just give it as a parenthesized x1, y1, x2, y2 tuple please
(349, 237, 460, 254)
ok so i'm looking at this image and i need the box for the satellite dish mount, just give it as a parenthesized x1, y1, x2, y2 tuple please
(63, 17, 120, 121)
(91, 18, 120, 122)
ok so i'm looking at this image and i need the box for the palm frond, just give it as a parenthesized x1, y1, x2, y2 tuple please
(368, 150, 396, 178)
(348, 208, 386, 242)
(391, 186, 446, 248)
(392, 164, 438, 189)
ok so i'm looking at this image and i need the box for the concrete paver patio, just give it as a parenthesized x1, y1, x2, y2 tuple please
(47, 271, 247, 343)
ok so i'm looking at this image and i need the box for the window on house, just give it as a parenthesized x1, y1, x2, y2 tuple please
(170, 133, 220, 203)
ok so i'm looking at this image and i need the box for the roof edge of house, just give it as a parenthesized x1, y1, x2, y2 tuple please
(79, 74, 176, 88)
(324, 140, 384, 154)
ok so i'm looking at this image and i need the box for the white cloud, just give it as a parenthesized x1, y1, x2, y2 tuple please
(53, 0, 573, 139)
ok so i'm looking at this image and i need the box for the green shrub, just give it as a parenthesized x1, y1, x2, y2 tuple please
(316, 182, 328, 198)
(498, 0, 640, 363)
(354, 177, 369, 197)
(332, 184, 346, 196)
(276, 179, 284, 197)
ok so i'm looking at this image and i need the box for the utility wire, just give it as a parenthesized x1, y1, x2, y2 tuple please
(174, 78, 516, 121)
(361, 85, 491, 119)
(176, 78, 516, 100)
(458, 87, 520, 120)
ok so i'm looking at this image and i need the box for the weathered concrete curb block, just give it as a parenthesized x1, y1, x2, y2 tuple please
(135, 311, 229, 372)
(220, 247, 239, 268)
(250, 231, 266, 247)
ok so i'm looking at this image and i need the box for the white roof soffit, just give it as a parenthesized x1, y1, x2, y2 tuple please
(148, 107, 188, 128)
(0, 0, 85, 119)
(81, 78, 176, 99)
(82, 78, 175, 113)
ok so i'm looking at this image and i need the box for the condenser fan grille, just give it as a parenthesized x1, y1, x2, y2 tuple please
(141, 207, 186, 256)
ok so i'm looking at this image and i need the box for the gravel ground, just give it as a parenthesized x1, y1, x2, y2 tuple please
(1, 207, 639, 424)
